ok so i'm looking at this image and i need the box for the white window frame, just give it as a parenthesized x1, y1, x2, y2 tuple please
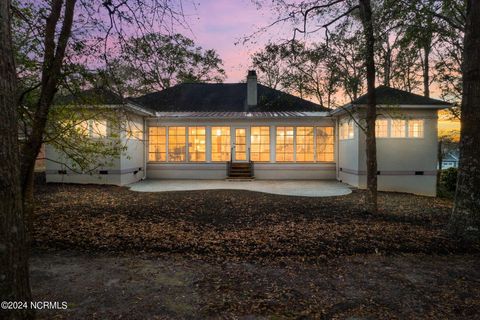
(407, 119, 424, 138)
(390, 119, 407, 138)
(315, 126, 335, 162)
(339, 121, 354, 140)
(375, 118, 389, 138)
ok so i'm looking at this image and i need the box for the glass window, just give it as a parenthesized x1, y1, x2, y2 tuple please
(296, 127, 314, 162)
(168, 127, 186, 162)
(250, 126, 270, 162)
(408, 120, 424, 138)
(391, 119, 406, 138)
(188, 127, 206, 161)
(276, 127, 294, 162)
(75, 121, 89, 136)
(73, 119, 108, 138)
(339, 121, 354, 140)
(148, 127, 166, 161)
(126, 121, 143, 140)
(211, 127, 230, 161)
(235, 128, 247, 161)
(316, 127, 334, 162)
(375, 119, 388, 137)
(90, 120, 107, 138)
(347, 122, 354, 139)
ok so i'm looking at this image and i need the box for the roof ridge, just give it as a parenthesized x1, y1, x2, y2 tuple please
(348, 85, 450, 106)
(177, 82, 244, 85)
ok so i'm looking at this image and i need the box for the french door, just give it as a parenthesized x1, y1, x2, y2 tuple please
(232, 127, 249, 162)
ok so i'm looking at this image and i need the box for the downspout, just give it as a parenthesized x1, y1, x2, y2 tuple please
(142, 117, 147, 180)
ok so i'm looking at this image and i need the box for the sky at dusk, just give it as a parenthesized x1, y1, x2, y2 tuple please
(183, 0, 287, 83)
(38, 0, 456, 133)
(168, 1, 460, 134)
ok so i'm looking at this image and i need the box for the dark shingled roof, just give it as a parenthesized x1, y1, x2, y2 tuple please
(55, 87, 124, 105)
(350, 86, 449, 106)
(131, 83, 327, 112)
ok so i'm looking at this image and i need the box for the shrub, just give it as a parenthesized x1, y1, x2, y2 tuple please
(441, 167, 458, 193)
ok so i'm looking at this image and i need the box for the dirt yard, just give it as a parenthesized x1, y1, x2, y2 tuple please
(30, 182, 480, 319)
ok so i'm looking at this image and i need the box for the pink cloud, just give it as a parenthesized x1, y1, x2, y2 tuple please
(186, 0, 277, 82)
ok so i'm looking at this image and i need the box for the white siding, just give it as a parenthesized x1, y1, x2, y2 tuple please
(45, 111, 145, 186)
(337, 108, 439, 196)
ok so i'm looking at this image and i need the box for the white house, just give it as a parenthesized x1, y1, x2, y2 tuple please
(441, 151, 459, 169)
(45, 71, 451, 196)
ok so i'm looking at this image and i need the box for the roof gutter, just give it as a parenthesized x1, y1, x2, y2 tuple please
(329, 103, 453, 117)
(152, 111, 331, 119)
(124, 102, 155, 116)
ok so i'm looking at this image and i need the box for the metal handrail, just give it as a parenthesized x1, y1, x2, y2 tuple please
(248, 146, 254, 178)
(227, 145, 234, 177)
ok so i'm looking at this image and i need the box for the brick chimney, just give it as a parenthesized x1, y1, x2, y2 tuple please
(247, 70, 257, 108)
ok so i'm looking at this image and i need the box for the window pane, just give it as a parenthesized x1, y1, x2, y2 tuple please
(75, 121, 89, 136)
(211, 127, 230, 161)
(126, 121, 143, 139)
(348, 122, 354, 139)
(276, 127, 294, 162)
(188, 127, 206, 162)
(375, 119, 388, 137)
(148, 127, 166, 162)
(235, 128, 247, 161)
(408, 120, 424, 138)
(391, 120, 406, 137)
(168, 127, 186, 162)
(90, 120, 107, 138)
(339, 121, 354, 140)
(316, 127, 334, 162)
(296, 127, 314, 162)
(250, 126, 270, 162)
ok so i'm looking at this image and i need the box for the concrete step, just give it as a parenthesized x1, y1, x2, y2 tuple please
(229, 173, 253, 177)
(225, 177, 255, 181)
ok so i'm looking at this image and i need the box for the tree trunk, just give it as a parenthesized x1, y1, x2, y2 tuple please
(423, 45, 431, 98)
(437, 139, 443, 196)
(0, 1, 33, 319)
(360, 0, 378, 214)
(449, 0, 480, 242)
(383, 45, 391, 87)
(20, 0, 76, 219)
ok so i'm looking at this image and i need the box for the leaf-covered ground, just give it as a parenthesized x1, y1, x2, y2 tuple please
(31, 182, 480, 319)
(31, 251, 480, 319)
(33, 183, 474, 260)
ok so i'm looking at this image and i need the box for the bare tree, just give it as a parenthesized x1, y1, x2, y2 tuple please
(19, 0, 77, 218)
(2, 1, 191, 315)
(251, 43, 285, 89)
(248, 0, 378, 212)
(121, 33, 225, 92)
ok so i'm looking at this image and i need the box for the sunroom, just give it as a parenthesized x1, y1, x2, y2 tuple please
(145, 113, 337, 180)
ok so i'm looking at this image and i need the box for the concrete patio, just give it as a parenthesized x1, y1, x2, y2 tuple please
(128, 180, 352, 197)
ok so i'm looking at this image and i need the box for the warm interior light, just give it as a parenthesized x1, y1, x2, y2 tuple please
(216, 129, 222, 136)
